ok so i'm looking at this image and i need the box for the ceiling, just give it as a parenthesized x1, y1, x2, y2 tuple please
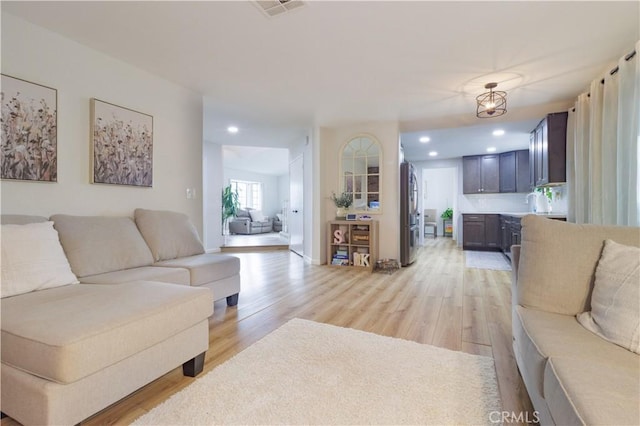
(223, 145, 289, 176)
(402, 118, 540, 161)
(3, 1, 638, 158)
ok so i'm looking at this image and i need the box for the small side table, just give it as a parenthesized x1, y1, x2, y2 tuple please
(443, 219, 453, 237)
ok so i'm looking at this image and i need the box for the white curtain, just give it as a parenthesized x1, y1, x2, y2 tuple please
(568, 40, 640, 226)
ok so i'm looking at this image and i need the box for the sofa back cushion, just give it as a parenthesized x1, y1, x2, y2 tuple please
(236, 208, 251, 218)
(249, 209, 266, 222)
(134, 209, 204, 261)
(577, 240, 640, 354)
(51, 215, 154, 278)
(1, 221, 79, 298)
(517, 215, 640, 315)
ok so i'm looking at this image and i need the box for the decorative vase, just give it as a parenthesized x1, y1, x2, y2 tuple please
(336, 207, 348, 218)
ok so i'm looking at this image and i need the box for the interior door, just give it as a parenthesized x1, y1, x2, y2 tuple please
(289, 155, 304, 257)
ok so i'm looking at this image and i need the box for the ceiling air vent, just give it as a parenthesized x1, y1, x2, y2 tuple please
(253, 0, 306, 18)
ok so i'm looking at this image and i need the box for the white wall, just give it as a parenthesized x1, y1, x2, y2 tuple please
(422, 168, 456, 237)
(319, 122, 400, 262)
(288, 132, 315, 262)
(222, 168, 281, 218)
(277, 174, 289, 215)
(203, 141, 223, 251)
(1, 14, 204, 234)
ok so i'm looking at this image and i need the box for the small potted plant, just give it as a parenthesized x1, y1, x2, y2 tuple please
(441, 208, 453, 236)
(221, 184, 240, 234)
(441, 207, 453, 220)
(330, 191, 353, 218)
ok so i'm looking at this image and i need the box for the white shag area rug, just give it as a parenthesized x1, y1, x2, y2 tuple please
(133, 318, 502, 425)
(465, 251, 512, 271)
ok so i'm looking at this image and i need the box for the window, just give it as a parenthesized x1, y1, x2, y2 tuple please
(230, 179, 262, 210)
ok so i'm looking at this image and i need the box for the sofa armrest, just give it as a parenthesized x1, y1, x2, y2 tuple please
(229, 218, 250, 234)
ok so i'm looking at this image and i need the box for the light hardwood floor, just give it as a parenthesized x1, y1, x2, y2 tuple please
(2, 238, 534, 425)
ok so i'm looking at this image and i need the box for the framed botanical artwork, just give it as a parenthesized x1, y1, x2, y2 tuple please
(1, 74, 58, 182)
(90, 98, 153, 187)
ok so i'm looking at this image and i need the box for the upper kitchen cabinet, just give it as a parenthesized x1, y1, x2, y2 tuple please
(530, 112, 568, 186)
(463, 155, 499, 194)
(499, 150, 530, 193)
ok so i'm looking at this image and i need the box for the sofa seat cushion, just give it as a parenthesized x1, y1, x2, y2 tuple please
(79, 266, 190, 286)
(513, 305, 638, 403)
(51, 215, 154, 278)
(544, 357, 640, 425)
(1, 281, 212, 384)
(155, 254, 240, 286)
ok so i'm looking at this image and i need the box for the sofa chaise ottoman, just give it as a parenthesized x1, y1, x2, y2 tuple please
(511, 215, 640, 425)
(1, 216, 214, 425)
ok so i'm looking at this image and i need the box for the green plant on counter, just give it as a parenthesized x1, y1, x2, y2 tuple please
(441, 208, 453, 219)
(536, 187, 553, 202)
(330, 191, 353, 208)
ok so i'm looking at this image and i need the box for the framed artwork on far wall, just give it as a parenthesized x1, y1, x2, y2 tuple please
(1, 74, 58, 182)
(90, 98, 153, 187)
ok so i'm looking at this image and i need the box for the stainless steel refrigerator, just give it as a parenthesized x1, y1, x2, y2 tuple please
(400, 161, 419, 266)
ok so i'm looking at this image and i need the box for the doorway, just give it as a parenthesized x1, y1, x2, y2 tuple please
(221, 146, 290, 250)
(421, 167, 457, 242)
(289, 155, 304, 257)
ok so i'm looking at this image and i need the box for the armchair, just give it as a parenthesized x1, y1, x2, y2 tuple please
(273, 213, 284, 232)
(229, 208, 273, 235)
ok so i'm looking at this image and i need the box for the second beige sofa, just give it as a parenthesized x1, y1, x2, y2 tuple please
(511, 215, 639, 425)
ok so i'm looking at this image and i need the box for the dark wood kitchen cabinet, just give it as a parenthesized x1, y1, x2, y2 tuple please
(500, 150, 530, 193)
(462, 214, 485, 248)
(516, 149, 530, 192)
(463, 214, 500, 250)
(530, 112, 568, 186)
(463, 155, 500, 194)
(500, 215, 522, 259)
(484, 215, 501, 248)
(499, 151, 517, 193)
(500, 216, 510, 252)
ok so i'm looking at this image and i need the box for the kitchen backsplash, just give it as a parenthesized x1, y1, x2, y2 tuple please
(460, 184, 568, 213)
(546, 185, 568, 213)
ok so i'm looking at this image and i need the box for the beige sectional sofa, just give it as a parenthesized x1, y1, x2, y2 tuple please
(1, 210, 241, 425)
(511, 215, 640, 425)
(51, 209, 241, 305)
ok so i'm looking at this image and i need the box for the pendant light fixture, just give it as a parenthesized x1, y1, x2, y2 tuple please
(476, 82, 507, 118)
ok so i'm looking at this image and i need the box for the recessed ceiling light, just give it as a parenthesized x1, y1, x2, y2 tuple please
(227, 126, 239, 134)
(492, 129, 505, 136)
(419, 136, 430, 143)
(487, 147, 497, 152)
(428, 151, 438, 157)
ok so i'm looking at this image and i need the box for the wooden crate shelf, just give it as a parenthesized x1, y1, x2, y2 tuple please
(327, 220, 378, 271)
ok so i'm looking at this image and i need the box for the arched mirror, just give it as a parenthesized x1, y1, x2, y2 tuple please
(340, 135, 382, 213)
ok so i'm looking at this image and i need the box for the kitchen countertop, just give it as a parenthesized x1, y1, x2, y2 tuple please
(461, 211, 567, 219)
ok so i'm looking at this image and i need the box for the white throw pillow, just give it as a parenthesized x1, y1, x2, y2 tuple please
(1, 221, 79, 298)
(577, 239, 640, 354)
(249, 210, 266, 222)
